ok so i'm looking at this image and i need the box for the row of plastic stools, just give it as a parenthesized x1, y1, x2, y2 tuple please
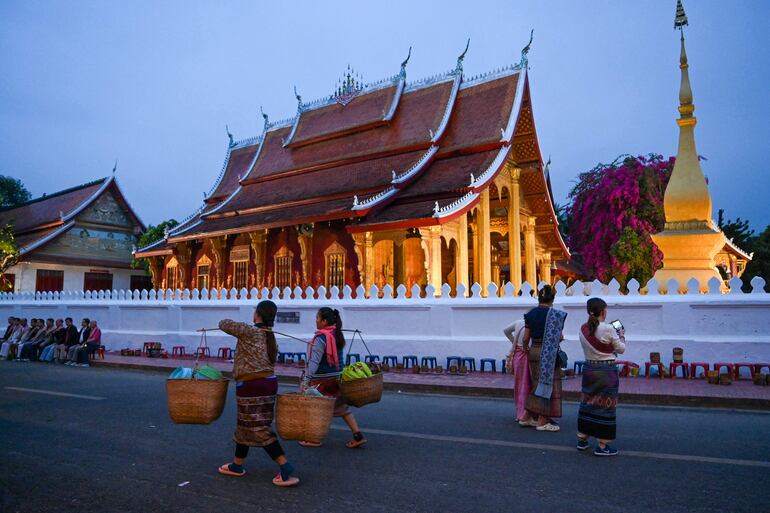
(342, 354, 507, 373)
(573, 360, 770, 379)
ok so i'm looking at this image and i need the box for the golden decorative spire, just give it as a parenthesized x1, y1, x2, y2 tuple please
(662, 2, 713, 227)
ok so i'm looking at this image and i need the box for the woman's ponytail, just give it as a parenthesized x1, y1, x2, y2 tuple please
(586, 297, 606, 336)
(256, 300, 278, 364)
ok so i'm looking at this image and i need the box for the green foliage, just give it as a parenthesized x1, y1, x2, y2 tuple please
(609, 227, 658, 287)
(0, 224, 19, 291)
(131, 219, 178, 270)
(0, 175, 31, 208)
(740, 225, 770, 292)
(718, 209, 755, 252)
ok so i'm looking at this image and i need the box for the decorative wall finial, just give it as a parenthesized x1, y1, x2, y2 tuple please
(260, 106, 269, 129)
(112, 159, 118, 174)
(520, 29, 534, 68)
(455, 38, 470, 73)
(400, 46, 412, 78)
(293, 85, 302, 105)
(226, 125, 235, 148)
(433, 201, 441, 215)
(674, 0, 688, 29)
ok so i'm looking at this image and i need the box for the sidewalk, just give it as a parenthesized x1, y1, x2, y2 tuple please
(94, 353, 770, 410)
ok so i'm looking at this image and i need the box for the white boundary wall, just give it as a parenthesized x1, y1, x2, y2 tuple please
(2, 276, 769, 365)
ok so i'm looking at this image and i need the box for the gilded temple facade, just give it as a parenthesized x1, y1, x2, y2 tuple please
(136, 45, 569, 296)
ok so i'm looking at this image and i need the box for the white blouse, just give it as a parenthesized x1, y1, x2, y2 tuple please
(579, 322, 626, 361)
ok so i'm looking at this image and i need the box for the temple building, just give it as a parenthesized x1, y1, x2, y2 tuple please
(135, 42, 569, 296)
(1, 176, 149, 293)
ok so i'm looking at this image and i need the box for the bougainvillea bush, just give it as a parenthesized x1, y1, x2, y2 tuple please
(566, 154, 674, 286)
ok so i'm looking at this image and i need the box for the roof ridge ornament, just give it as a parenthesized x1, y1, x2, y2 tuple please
(293, 86, 303, 111)
(674, 0, 688, 29)
(520, 29, 533, 69)
(334, 65, 363, 106)
(226, 125, 236, 148)
(400, 46, 412, 78)
(455, 38, 470, 74)
(260, 106, 269, 130)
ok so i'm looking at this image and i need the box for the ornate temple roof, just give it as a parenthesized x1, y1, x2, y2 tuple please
(136, 45, 568, 260)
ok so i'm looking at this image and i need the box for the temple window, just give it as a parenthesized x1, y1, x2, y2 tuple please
(324, 242, 346, 290)
(274, 246, 293, 289)
(197, 265, 210, 290)
(167, 264, 178, 290)
(234, 261, 248, 289)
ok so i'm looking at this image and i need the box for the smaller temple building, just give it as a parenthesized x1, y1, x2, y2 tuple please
(0, 176, 149, 293)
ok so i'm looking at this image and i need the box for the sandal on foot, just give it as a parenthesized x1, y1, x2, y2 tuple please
(536, 423, 560, 432)
(272, 473, 299, 487)
(518, 419, 537, 427)
(298, 441, 322, 447)
(218, 463, 246, 477)
(345, 438, 367, 448)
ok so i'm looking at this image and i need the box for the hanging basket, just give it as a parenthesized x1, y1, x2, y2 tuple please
(275, 393, 335, 443)
(341, 371, 384, 407)
(166, 377, 229, 424)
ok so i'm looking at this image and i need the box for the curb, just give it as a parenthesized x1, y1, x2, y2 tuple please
(92, 360, 770, 411)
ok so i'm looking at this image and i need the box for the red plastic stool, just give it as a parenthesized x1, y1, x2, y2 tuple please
(733, 363, 755, 380)
(615, 361, 638, 377)
(171, 346, 186, 357)
(97, 346, 105, 359)
(142, 342, 154, 355)
(195, 347, 211, 358)
(217, 347, 231, 359)
(689, 362, 710, 379)
(713, 362, 734, 376)
(669, 362, 689, 379)
(753, 363, 770, 375)
(645, 362, 665, 378)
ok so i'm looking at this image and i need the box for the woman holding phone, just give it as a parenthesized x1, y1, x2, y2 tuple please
(577, 297, 626, 456)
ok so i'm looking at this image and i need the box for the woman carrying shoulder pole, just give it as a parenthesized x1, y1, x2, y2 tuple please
(217, 300, 299, 487)
(300, 307, 366, 449)
(577, 297, 626, 457)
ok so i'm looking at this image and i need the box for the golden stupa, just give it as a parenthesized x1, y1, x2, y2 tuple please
(651, 1, 726, 292)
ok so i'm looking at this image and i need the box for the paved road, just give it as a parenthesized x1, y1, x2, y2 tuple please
(1, 362, 769, 513)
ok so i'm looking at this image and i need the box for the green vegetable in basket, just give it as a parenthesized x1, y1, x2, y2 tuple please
(193, 364, 223, 380)
(341, 362, 373, 382)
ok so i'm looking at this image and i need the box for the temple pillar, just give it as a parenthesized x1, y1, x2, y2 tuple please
(508, 168, 522, 291)
(352, 232, 374, 296)
(540, 251, 552, 285)
(419, 226, 443, 296)
(457, 214, 469, 296)
(525, 216, 537, 287)
(478, 188, 492, 295)
(297, 228, 313, 289)
(211, 236, 227, 291)
(248, 230, 268, 291)
(471, 222, 479, 285)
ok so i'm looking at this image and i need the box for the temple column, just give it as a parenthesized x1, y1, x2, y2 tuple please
(457, 214, 469, 296)
(211, 236, 227, 292)
(524, 216, 537, 287)
(420, 226, 443, 296)
(540, 251, 552, 285)
(352, 232, 374, 296)
(478, 188, 492, 295)
(471, 222, 479, 285)
(508, 168, 522, 291)
(249, 230, 267, 291)
(297, 228, 313, 289)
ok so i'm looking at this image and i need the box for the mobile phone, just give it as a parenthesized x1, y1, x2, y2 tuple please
(610, 319, 624, 331)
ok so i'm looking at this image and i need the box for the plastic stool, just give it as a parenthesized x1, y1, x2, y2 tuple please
(753, 363, 770, 375)
(689, 362, 709, 379)
(420, 356, 437, 369)
(171, 346, 186, 357)
(402, 355, 418, 368)
(142, 342, 155, 355)
(501, 359, 507, 374)
(669, 362, 689, 379)
(346, 353, 361, 365)
(446, 356, 462, 369)
(645, 362, 665, 378)
(480, 358, 496, 372)
(283, 353, 295, 364)
(733, 363, 755, 379)
(574, 360, 586, 375)
(364, 355, 380, 363)
(195, 347, 210, 358)
(713, 362, 735, 376)
(382, 355, 398, 366)
(460, 357, 476, 372)
(217, 347, 231, 359)
(293, 352, 306, 364)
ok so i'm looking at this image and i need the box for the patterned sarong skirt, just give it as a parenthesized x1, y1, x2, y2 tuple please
(577, 361, 619, 440)
(525, 342, 562, 418)
(234, 377, 278, 447)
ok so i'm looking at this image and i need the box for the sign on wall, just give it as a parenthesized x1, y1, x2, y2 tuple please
(229, 245, 250, 262)
(276, 311, 300, 324)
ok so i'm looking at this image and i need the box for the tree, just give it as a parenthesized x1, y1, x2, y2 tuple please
(740, 225, 770, 292)
(717, 209, 755, 252)
(131, 219, 179, 270)
(566, 154, 674, 287)
(0, 224, 19, 291)
(0, 175, 31, 208)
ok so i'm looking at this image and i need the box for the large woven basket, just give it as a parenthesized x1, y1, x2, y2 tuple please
(340, 372, 384, 407)
(275, 393, 335, 443)
(166, 378, 229, 424)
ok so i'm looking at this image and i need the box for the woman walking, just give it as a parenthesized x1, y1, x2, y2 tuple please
(577, 298, 626, 456)
(522, 285, 567, 432)
(503, 319, 532, 425)
(217, 300, 299, 486)
(300, 307, 366, 449)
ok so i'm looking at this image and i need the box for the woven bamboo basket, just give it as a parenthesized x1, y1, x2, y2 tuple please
(672, 347, 684, 363)
(650, 352, 661, 364)
(275, 393, 335, 443)
(706, 370, 719, 384)
(341, 372, 384, 407)
(166, 378, 229, 424)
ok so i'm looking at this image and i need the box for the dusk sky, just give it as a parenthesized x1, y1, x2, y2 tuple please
(2, 0, 768, 232)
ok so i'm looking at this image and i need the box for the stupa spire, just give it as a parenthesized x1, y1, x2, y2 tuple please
(662, 0, 712, 226)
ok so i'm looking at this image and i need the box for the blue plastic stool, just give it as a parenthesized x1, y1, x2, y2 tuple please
(382, 355, 398, 366)
(421, 356, 438, 369)
(460, 357, 476, 372)
(364, 355, 380, 363)
(574, 360, 586, 374)
(501, 359, 507, 374)
(480, 358, 496, 372)
(446, 356, 462, 368)
(346, 353, 361, 365)
(402, 355, 418, 368)
(294, 352, 306, 364)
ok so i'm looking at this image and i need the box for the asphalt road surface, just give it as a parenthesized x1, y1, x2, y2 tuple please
(1, 362, 769, 513)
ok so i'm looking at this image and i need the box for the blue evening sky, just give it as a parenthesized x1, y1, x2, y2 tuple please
(1, 1, 768, 231)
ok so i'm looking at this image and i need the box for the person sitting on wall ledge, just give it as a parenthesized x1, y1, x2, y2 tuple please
(1, 318, 28, 360)
(65, 319, 90, 365)
(73, 320, 101, 368)
(15, 319, 43, 361)
(40, 319, 66, 362)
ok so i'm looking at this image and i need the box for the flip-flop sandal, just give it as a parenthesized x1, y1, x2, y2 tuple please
(218, 463, 246, 477)
(346, 438, 367, 449)
(536, 423, 560, 432)
(298, 441, 322, 447)
(518, 419, 537, 427)
(272, 473, 300, 487)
